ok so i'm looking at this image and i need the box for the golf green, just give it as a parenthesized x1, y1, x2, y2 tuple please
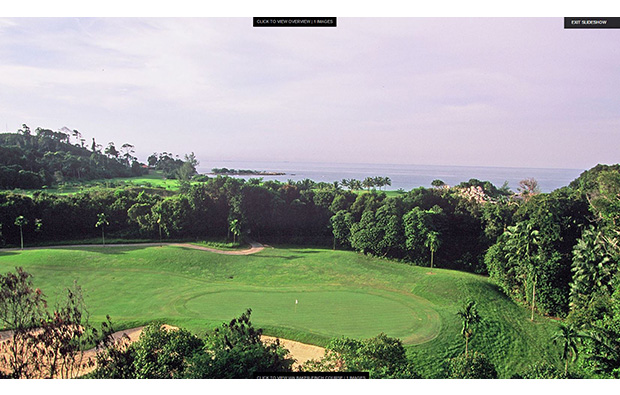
(182, 289, 440, 343)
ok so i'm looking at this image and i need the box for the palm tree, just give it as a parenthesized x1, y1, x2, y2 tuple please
(425, 231, 441, 273)
(229, 219, 241, 244)
(14, 216, 28, 250)
(373, 176, 384, 190)
(552, 323, 588, 376)
(95, 213, 109, 246)
(350, 179, 363, 191)
(457, 300, 481, 356)
(384, 177, 392, 190)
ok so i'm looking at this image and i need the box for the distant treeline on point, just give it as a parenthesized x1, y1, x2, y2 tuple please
(210, 168, 285, 176)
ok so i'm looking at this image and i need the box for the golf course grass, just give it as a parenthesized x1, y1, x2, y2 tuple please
(0, 244, 561, 377)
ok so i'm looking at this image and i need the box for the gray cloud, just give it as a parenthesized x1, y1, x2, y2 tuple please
(0, 17, 618, 169)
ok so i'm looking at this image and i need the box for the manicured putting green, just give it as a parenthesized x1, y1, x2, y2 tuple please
(183, 289, 440, 343)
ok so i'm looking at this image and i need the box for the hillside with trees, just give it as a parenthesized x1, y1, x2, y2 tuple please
(0, 125, 148, 189)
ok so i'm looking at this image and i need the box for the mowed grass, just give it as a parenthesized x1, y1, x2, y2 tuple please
(0, 245, 560, 377)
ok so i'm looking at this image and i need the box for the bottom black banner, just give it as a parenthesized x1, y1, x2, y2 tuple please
(254, 372, 369, 379)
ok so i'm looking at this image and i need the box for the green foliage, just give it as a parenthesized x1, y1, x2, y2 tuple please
(570, 227, 617, 311)
(132, 324, 204, 379)
(0, 130, 148, 189)
(148, 152, 187, 179)
(512, 360, 565, 379)
(185, 309, 294, 378)
(308, 333, 419, 379)
(404, 206, 443, 265)
(578, 282, 620, 378)
(552, 323, 589, 375)
(485, 187, 591, 317)
(588, 170, 620, 224)
(445, 351, 498, 379)
(330, 210, 354, 249)
(569, 163, 620, 192)
(481, 201, 515, 242)
(0, 267, 46, 332)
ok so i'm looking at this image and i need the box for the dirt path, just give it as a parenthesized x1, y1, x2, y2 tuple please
(0, 241, 266, 255)
(174, 241, 265, 255)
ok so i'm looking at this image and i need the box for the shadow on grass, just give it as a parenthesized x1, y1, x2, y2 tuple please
(252, 254, 302, 261)
(42, 244, 162, 255)
(0, 250, 21, 258)
(87, 245, 164, 255)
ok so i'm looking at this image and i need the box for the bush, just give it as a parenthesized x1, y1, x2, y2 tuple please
(446, 352, 498, 379)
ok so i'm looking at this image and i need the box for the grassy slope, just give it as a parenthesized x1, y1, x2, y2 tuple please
(0, 245, 560, 378)
(12, 171, 180, 196)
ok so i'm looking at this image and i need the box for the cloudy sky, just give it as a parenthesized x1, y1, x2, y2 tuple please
(0, 17, 618, 170)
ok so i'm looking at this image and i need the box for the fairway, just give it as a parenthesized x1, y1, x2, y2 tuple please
(0, 244, 559, 377)
(0, 245, 441, 345)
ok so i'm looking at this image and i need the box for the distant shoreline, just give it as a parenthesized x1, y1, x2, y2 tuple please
(208, 168, 286, 176)
(206, 172, 286, 176)
(198, 162, 584, 193)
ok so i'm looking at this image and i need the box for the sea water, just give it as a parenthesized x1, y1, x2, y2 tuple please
(197, 161, 586, 194)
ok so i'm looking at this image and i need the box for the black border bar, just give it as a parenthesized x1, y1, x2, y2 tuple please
(254, 372, 368, 379)
(565, 17, 620, 29)
(253, 17, 337, 27)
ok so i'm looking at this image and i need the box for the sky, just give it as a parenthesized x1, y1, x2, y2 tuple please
(0, 16, 619, 170)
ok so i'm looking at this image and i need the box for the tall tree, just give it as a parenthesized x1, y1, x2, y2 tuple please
(229, 218, 241, 244)
(384, 176, 392, 190)
(14, 215, 28, 250)
(330, 210, 353, 250)
(425, 230, 441, 273)
(105, 142, 119, 159)
(95, 213, 109, 246)
(362, 177, 375, 191)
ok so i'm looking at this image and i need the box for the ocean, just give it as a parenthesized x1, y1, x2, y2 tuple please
(197, 161, 586, 194)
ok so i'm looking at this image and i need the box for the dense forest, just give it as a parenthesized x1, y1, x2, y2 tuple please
(1, 127, 620, 378)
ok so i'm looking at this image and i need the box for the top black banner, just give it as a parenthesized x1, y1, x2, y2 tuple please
(564, 17, 620, 29)
(253, 17, 337, 27)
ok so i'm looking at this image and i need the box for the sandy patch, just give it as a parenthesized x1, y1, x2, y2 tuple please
(261, 335, 325, 368)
